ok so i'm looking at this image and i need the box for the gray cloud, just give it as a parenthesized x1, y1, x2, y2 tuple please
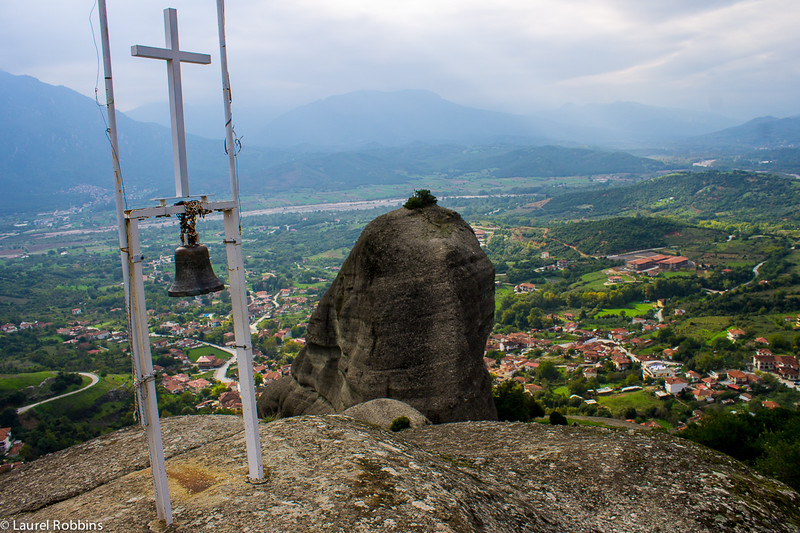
(1, 0, 797, 122)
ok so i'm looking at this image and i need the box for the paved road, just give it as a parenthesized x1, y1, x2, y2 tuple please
(191, 340, 238, 383)
(17, 372, 100, 414)
(214, 352, 236, 383)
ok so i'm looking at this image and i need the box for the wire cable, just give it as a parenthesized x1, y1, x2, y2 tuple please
(89, 0, 129, 211)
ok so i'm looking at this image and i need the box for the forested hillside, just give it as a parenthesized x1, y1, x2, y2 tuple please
(536, 170, 800, 224)
(546, 217, 726, 256)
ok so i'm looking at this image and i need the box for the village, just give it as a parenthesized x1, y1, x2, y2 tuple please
(486, 314, 799, 428)
(2, 230, 800, 479)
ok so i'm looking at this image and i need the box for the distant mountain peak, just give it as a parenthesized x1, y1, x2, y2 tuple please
(252, 89, 543, 150)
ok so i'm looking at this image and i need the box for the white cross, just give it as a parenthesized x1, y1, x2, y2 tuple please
(132, 8, 211, 198)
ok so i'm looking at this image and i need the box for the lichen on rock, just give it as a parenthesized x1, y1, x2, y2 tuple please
(4, 415, 800, 532)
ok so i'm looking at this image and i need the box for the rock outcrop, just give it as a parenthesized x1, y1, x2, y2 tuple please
(342, 398, 431, 430)
(4, 415, 799, 532)
(258, 204, 497, 423)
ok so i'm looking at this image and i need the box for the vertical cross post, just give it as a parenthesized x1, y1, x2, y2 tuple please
(132, 8, 211, 198)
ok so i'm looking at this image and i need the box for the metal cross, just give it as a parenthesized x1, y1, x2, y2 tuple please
(132, 8, 211, 198)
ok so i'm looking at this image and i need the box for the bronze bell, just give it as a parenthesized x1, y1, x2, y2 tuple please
(167, 243, 225, 297)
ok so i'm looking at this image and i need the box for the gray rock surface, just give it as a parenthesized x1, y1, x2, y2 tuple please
(342, 398, 430, 430)
(258, 204, 497, 423)
(4, 415, 799, 532)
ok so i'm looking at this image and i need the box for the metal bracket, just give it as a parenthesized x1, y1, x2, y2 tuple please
(129, 254, 144, 264)
(223, 238, 241, 244)
(133, 371, 157, 389)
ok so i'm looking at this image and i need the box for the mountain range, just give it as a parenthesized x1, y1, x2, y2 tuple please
(2, 70, 799, 215)
(131, 89, 743, 150)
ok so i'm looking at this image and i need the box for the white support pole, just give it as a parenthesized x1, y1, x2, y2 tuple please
(216, 0, 264, 482)
(223, 208, 264, 481)
(97, 0, 127, 273)
(98, 1, 173, 524)
(216, 0, 239, 206)
(126, 219, 173, 523)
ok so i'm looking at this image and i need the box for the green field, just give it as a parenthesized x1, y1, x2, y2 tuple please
(673, 315, 732, 343)
(575, 270, 610, 291)
(552, 385, 570, 397)
(186, 345, 232, 363)
(0, 371, 56, 391)
(596, 390, 663, 414)
(495, 284, 514, 312)
(595, 302, 655, 318)
(32, 374, 130, 418)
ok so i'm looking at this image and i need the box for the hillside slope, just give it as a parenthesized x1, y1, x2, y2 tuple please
(5, 415, 798, 532)
(536, 170, 800, 224)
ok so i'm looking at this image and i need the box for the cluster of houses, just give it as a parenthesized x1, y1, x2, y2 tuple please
(160, 374, 245, 411)
(55, 323, 127, 345)
(160, 374, 213, 395)
(753, 350, 800, 380)
(151, 337, 201, 366)
(249, 286, 320, 320)
(658, 368, 767, 402)
(484, 315, 800, 416)
(158, 360, 289, 413)
(1, 320, 51, 334)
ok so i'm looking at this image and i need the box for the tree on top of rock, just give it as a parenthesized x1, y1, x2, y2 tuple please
(404, 189, 437, 209)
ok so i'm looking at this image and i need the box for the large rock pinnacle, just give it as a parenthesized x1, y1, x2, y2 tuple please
(258, 204, 497, 423)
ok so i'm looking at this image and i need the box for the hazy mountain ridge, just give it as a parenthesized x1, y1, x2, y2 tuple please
(3, 70, 799, 214)
(0, 70, 234, 212)
(531, 101, 738, 147)
(684, 115, 800, 151)
(252, 89, 545, 149)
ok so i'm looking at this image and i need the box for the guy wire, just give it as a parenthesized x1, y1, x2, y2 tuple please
(89, 0, 129, 211)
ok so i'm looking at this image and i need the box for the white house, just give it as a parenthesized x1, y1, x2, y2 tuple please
(664, 377, 688, 395)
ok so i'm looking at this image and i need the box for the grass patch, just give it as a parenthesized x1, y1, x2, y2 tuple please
(658, 270, 696, 279)
(654, 419, 674, 429)
(596, 302, 655, 318)
(566, 418, 615, 428)
(32, 374, 130, 418)
(552, 386, 570, 397)
(495, 284, 514, 312)
(0, 371, 56, 391)
(673, 316, 732, 342)
(596, 390, 663, 413)
(186, 345, 232, 362)
(308, 248, 350, 261)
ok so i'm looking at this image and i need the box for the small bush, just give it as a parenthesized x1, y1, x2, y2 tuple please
(390, 416, 411, 432)
(549, 410, 568, 425)
(404, 189, 437, 209)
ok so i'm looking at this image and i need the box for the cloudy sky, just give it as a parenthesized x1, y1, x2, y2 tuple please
(2, 0, 798, 125)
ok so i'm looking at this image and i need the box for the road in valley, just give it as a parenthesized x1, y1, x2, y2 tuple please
(17, 372, 100, 414)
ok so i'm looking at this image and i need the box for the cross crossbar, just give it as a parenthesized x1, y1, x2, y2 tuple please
(132, 8, 210, 198)
(131, 45, 210, 65)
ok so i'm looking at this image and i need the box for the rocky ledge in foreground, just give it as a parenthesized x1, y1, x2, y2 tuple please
(3, 415, 799, 532)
